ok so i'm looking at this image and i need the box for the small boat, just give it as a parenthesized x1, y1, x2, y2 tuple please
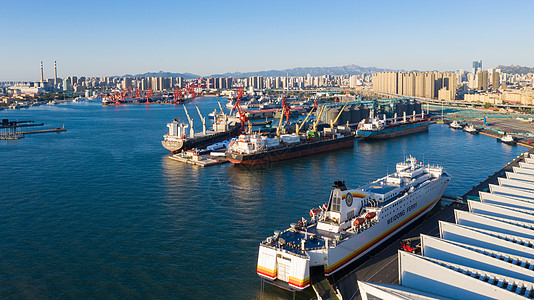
(464, 124, 478, 134)
(449, 120, 462, 130)
(500, 133, 516, 145)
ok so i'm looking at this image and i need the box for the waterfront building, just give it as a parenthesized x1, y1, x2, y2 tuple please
(373, 71, 456, 100)
(492, 70, 500, 91)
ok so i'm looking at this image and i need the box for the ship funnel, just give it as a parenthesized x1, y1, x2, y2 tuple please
(333, 181, 347, 191)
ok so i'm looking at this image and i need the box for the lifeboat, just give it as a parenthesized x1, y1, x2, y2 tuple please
(309, 208, 322, 217)
(353, 217, 365, 226)
(365, 212, 376, 219)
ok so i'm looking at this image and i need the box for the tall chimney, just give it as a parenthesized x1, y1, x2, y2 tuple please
(40, 61, 44, 82)
(54, 61, 57, 85)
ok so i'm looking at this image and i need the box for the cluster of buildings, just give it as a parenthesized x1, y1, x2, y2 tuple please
(372, 60, 534, 106)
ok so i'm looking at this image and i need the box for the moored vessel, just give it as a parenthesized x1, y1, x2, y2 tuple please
(225, 130, 354, 165)
(257, 156, 450, 291)
(356, 110, 429, 139)
(464, 124, 478, 134)
(162, 104, 241, 152)
(500, 133, 516, 145)
(449, 120, 463, 129)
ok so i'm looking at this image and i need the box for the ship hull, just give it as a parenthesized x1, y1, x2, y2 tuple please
(357, 121, 429, 140)
(226, 135, 354, 165)
(162, 125, 241, 152)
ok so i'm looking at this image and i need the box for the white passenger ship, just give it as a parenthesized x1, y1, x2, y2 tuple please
(257, 156, 450, 290)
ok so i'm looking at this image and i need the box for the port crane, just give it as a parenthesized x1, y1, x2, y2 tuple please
(174, 88, 183, 104)
(231, 88, 248, 132)
(195, 105, 206, 135)
(330, 103, 348, 129)
(182, 104, 195, 137)
(312, 104, 326, 132)
(146, 88, 153, 104)
(295, 106, 316, 136)
(281, 97, 291, 123)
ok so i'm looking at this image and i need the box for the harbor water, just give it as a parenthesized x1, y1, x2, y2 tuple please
(0, 98, 526, 299)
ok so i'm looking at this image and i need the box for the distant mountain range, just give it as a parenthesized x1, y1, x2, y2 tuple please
(121, 71, 200, 79)
(210, 64, 395, 77)
(495, 65, 534, 75)
(121, 64, 395, 79)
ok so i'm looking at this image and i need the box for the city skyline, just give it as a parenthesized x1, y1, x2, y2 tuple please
(2, 0, 534, 81)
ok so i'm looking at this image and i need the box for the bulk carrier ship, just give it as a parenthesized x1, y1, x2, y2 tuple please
(356, 110, 429, 139)
(257, 156, 450, 291)
(225, 131, 354, 165)
(162, 104, 241, 152)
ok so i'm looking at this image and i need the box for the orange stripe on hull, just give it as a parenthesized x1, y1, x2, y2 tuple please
(257, 265, 276, 279)
(288, 276, 310, 289)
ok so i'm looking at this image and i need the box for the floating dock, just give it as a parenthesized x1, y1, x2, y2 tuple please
(168, 152, 229, 167)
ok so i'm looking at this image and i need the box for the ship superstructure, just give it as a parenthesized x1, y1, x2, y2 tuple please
(257, 156, 450, 290)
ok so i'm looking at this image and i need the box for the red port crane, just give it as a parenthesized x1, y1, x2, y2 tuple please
(281, 96, 291, 123)
(146, 88, 153, 104)
(232, 88, 248, 132)
(173, 88, 183, 104)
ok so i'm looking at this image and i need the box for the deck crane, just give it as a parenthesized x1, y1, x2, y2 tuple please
(146, 88, 153, 104)
(330, 103, 348, 129)
(295, 106, 316, 136)
(276, 106, 285, 137)
(182, 104, 195, 138)
(195, 105, 206, 135)
(312, 104, 326, 132)
(217, 100, 224, 113)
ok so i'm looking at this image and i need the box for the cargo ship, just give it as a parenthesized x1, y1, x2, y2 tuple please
(225, 130, 354, 165)
(162, 105, 241, 152)
(257, 156, 450, 291)
(356, 110, 429, 139)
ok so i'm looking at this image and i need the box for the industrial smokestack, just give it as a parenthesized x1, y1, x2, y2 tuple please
(54, 61, 57, 85)
(40, 61, 44, 82)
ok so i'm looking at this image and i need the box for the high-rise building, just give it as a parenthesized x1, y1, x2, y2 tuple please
(123, 77, 133, 89)
(423, 72, 435, 99)
(491, 70, 500, 91)
(477, 71, 488, 90)
(472, 60, 482, 74)
(372, 71, 457, 100)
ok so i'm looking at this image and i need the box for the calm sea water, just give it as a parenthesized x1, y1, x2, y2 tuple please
(0, 98, 526, 299)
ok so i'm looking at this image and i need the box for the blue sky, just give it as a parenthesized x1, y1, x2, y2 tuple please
(1, 0, 533, 81)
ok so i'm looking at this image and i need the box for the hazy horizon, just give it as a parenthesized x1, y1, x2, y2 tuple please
(2, 0, 533, 81)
